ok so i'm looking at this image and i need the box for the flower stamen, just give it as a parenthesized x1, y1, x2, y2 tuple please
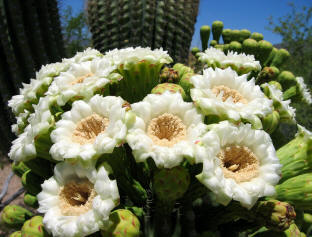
(72, 113, 109, 145)
(71, 73, 94, 85)
(218, 145, 259, 183)
(59, 179, 96, 216)
(147, 113, 186, 147)
(212, 85, 247, 104)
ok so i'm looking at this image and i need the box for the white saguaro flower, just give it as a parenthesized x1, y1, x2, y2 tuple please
(9, 96, 54, 162)
(127, 92, 206, 168)
(47, 57, 115, 106)
(191, 68, 272, 125)
(196, 121, 281, 209)
(296, 77, 312, 105)
(37, 162, 119, 237)
(198, 48, 261, 74)
(50, 95, 127, 163)
(104, 47, 172, 67)
(261, 83, 296, 123)
(64, 48, 103, 63)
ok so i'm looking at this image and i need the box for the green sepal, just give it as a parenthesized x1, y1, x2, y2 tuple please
(270, 49, 290, 68)
(1, 205, 33, 228)
(178, 72, 195, 101)
(24, 192, 39, 208)
(12, 162, 30, 177)
(262, 110, 280, 134)
(21, 170, 43, 195)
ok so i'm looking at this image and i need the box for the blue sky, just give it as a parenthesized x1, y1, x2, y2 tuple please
(61, 0, 311, 47)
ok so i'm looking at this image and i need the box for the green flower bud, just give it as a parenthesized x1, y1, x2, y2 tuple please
(101, 209, 140, 237)
(212, 20, 224, 43)
(257, 40, 273, 65)
(257, 67, 280, 84)
(21, 216, 51, 237)
(251, 32, 264, 41)
(10, 231, 22, 237)
(21, 170, 43, 195)
(200, 25, 211, 51)
(242, 38, 258, 56)
(271, 49, 290, 68)
(238, 29, 251, 43)
(12, 162, 30, 177)
(1, 205, 33, 228)
(172, 63, 194, 79)
(229, 29, 240, 42)
(159, 67, 179, 84)
(151, 83, 186, 100)
(269, 81, 282, 91)
(253, 200, 296, 231)
(222, 29, 232, 44)
(277, 71, 297, 90)
(178, 72, 195, 101)
(229, 41, 242, 53)
(251, 224, 302, 237)
(191, 47, 200, 56)
(215, 44, 225, 52)
(153, 166, 190, 202)
(210, 40, 218, 47)
(24, 192, 39, 208)
(277, 125, 312, 182)
(275, 173, 312, 211)
(264, 47, 278, 66)
(262, 110, 280, 134)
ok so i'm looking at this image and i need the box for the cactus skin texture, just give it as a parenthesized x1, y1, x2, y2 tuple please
(151, 83, 186, 100)
(275, 173, 312, 211)
(153, 166, 190, 202)
(200, 25, 211, 51)
(101, 209, 140, 237)
(212, 21, 224, 43)
(159, 67, 179, 84)
(10, 231, 22, 237)
(277, 128, 312, 182)
(21, 216, 51, 237)
(21, 170, 43, 195)
(1, 205, 33, 228)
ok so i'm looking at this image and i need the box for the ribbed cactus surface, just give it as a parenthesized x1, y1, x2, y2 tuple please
(0, 0, 65, 154)
(87, 0, 199, 63)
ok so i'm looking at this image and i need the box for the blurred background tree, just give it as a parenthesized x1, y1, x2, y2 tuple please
(60, 5, 91, 57)
(267, 2, 312, 130)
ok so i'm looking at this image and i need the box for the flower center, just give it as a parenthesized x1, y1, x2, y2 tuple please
(59, 179, 96, 216)
(72, 113, 109, 145)
(212, 85, 247, 104)
(71, 73, 94, 85)
(147, 113, 186, 147)
(217, 145, 259, 183)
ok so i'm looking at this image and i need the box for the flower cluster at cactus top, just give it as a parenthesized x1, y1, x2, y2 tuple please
(7, 46, 312, 237)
